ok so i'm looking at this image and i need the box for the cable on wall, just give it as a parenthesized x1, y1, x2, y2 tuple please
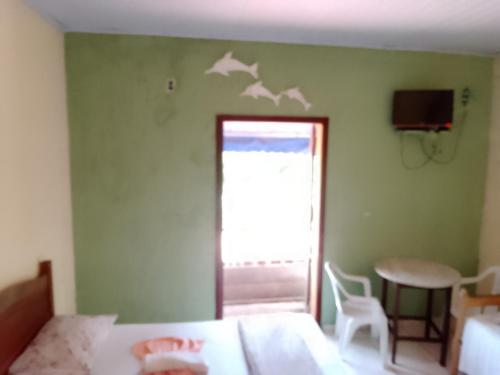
(399, 132, 433, 170)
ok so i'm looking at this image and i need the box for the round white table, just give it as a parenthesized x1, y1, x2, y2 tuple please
(375, 257, 460, 366)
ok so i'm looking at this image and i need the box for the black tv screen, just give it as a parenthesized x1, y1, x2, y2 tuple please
(392, 90, 454, 131)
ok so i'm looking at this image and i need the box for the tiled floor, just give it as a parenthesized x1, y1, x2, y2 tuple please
(324, 320, 451, 375)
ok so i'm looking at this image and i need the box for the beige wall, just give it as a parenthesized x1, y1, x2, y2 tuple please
(0, 0, 75, 313)
(479, 57, 500, 272)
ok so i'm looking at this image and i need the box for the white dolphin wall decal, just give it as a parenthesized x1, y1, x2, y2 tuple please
(240, 81, 281, 106)
(205, 51, 259, 79)
(280, 87, 312, 111)
(205, 51, 314, 110)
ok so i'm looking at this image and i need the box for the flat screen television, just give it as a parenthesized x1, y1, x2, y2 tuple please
(392, 90, 454, 131)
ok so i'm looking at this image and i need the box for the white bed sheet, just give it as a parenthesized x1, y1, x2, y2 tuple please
(92, 319, 249, 375)
(459, 313, 500, 375)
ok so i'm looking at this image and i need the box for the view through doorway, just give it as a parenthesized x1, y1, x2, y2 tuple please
(215, 116, 328, 322)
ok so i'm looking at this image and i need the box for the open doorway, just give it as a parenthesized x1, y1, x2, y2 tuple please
(215, 115, 329, 322)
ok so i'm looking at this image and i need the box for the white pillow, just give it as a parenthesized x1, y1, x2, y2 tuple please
(9, 315, 117, 375)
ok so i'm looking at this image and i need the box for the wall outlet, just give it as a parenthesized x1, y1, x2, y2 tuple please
(165, 78, 176, 94)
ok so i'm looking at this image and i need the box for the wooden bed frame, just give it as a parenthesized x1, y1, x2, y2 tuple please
(450, 288, 500, 375)
(0, 261, 54, 375)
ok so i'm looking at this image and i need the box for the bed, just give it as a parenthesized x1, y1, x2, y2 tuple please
(450, 289, 500, 375)
(0, 261, 342, 375)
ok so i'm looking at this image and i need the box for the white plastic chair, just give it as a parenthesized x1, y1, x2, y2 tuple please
(324, 262, 388, 363)
(451, 266, 500, 317)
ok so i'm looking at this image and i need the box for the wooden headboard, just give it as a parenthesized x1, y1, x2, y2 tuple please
(0, 261, 54, 375)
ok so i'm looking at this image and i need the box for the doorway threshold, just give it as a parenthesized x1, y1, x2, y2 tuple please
(223, 301, 307, 318)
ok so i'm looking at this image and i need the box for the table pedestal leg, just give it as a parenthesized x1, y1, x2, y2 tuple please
(425, 289, 434, 339)
(440, 287, 452, 366)
(392, 283, 401, 364)
(381, 278, 388, 313)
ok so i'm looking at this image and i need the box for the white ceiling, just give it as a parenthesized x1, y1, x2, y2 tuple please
(25, 0, 500, 55)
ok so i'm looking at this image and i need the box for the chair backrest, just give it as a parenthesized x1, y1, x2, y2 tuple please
(324, 262, 352, 314)
(485, 267, 500, 314)
(452, 266, 500, 316)
(490, 266, 500, 294)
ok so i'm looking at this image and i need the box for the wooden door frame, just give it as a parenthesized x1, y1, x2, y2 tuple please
(215, 115, 329, 322)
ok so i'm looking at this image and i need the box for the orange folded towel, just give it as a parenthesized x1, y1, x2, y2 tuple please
(148, 370, 196, 375)
(148, 371, 195, 375)
(132, 337, 205, 375)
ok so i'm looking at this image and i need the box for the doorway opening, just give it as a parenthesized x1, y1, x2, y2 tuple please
(215, 115, 329, 322)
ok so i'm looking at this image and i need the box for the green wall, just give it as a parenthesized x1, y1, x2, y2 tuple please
(66, 33, 492, 325)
